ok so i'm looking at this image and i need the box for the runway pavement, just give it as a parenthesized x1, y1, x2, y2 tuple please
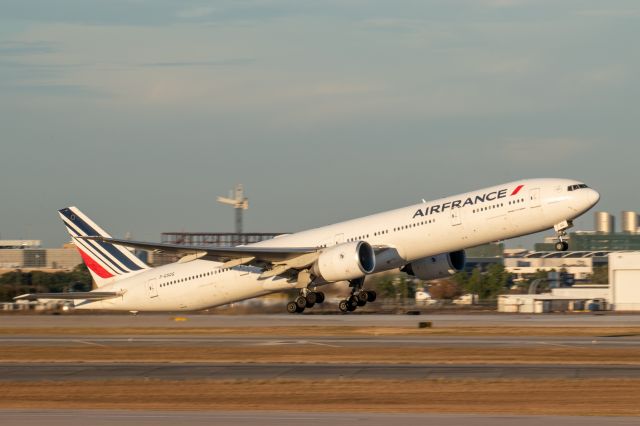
(1, 314, 638, 421)
(2, 334, 640, 348)
(1, 410, 638, 426)
(2, 362, 639, 381)
(2, 313, 640, 328)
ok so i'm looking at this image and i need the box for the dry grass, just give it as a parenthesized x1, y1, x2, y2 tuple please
(1, 326, 639, 337)
(1, 378, 639, 416)
(2, 345, 639, 365)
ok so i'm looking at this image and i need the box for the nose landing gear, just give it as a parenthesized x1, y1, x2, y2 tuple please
(553, 220, 573, 251)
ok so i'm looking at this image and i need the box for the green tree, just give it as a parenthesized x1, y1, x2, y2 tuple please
(395, 275, 416, 299)
(483, 264, 510, 298)
(372, 275, 397, 298)
(460, 265, 512, 300)
(452, 271, 469, 289)
(464, 267, 484, 297)
(0, 264, 93, 302)
(587, 266, 609, 284)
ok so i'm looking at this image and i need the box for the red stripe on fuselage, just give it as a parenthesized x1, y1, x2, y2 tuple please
(511, 185, 524, 196)
(77, 248, 114, 279)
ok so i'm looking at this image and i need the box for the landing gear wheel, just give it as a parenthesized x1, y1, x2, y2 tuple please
(315, 292, 325, 304)
(286, 301, 298, 314)
(555, 241, 569, 251)
(295, 304, 305, 313)
(295, 296, 307, 310)
(348, 295, 359, 311)
(356, 293, 367, 307)
(305, 292, 317, 308)
(366, 291, 377, 302)
(339, 300, 350, 313)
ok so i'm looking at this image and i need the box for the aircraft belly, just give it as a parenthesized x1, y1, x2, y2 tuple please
(373, 247, 405, 273)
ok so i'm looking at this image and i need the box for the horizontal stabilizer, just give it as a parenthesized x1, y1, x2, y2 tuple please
(14, 292, 122, 301)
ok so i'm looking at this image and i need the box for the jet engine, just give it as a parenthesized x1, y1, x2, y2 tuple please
(401, 250, 466, 281)
(311, 241, 376, 282)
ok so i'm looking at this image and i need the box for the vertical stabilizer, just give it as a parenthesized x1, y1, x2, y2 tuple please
(58, 206, 149, 287)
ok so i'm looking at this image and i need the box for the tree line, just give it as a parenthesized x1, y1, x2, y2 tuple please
(0, 264, 92, 302)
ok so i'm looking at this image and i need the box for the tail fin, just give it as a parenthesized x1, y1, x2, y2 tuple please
(58, 206, 149, 287)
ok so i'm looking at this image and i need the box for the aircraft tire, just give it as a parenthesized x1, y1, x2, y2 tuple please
(366, 291, 377, 302)
(286, 301, 299, 314)
(295, 296, 307, 309)
(338, 300, 350, 313)
(348, 295, 359, 308)
(315, 292, 325, 304)
(356, 294, 367, 307)
(305, 292, 318, 305)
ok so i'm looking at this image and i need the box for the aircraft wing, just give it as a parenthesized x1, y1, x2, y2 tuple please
(14, 291, 123, 301)
(78, 237, 393, 280)
(78, 236, 318, 263)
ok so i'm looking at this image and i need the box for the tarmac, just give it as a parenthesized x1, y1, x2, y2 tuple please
(2, 334, 639, 348)
(1, 410, 638, 426)
(2, 313, 640, 328)
(1, 362, 639, 381)
(2, 313, 639, 424)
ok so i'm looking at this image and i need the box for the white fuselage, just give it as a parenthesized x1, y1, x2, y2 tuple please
(77, 178, 599, 311)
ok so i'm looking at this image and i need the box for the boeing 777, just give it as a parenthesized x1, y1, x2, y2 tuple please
(16, 178, 599, 313)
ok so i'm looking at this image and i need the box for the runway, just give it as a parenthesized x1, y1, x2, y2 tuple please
(1, 362, 639, 381)
(1, 410, 638, 426)
(2, 334, 639, 348)
(2, 313, 640, 328)
(2, 314, 639, 419)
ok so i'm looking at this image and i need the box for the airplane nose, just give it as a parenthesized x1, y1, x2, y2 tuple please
(586, 188, 600, 206)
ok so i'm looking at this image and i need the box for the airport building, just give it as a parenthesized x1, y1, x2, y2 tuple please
(609, 252, 640, 311)
(0, 241, 81, 271)
(503, 251, 609, 281)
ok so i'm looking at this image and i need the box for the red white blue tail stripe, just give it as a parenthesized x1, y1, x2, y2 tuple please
(59, 207, 149, 286)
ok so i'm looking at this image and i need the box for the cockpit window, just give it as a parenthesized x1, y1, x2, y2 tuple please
(567, 184, 589, 191)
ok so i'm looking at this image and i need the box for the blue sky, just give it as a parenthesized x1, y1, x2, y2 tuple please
(0, 0, 639, 248)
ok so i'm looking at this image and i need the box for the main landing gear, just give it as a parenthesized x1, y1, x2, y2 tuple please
(338, 278, 377, 313)
(286, 288, 325, 314)
(553, 220, 573, 252)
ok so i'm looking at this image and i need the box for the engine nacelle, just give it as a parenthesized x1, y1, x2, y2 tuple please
(311, 241, 376, 282)
(401, 250, 466, 281)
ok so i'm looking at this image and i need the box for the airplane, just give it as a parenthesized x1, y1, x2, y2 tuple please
(16, 178, 599, 313)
